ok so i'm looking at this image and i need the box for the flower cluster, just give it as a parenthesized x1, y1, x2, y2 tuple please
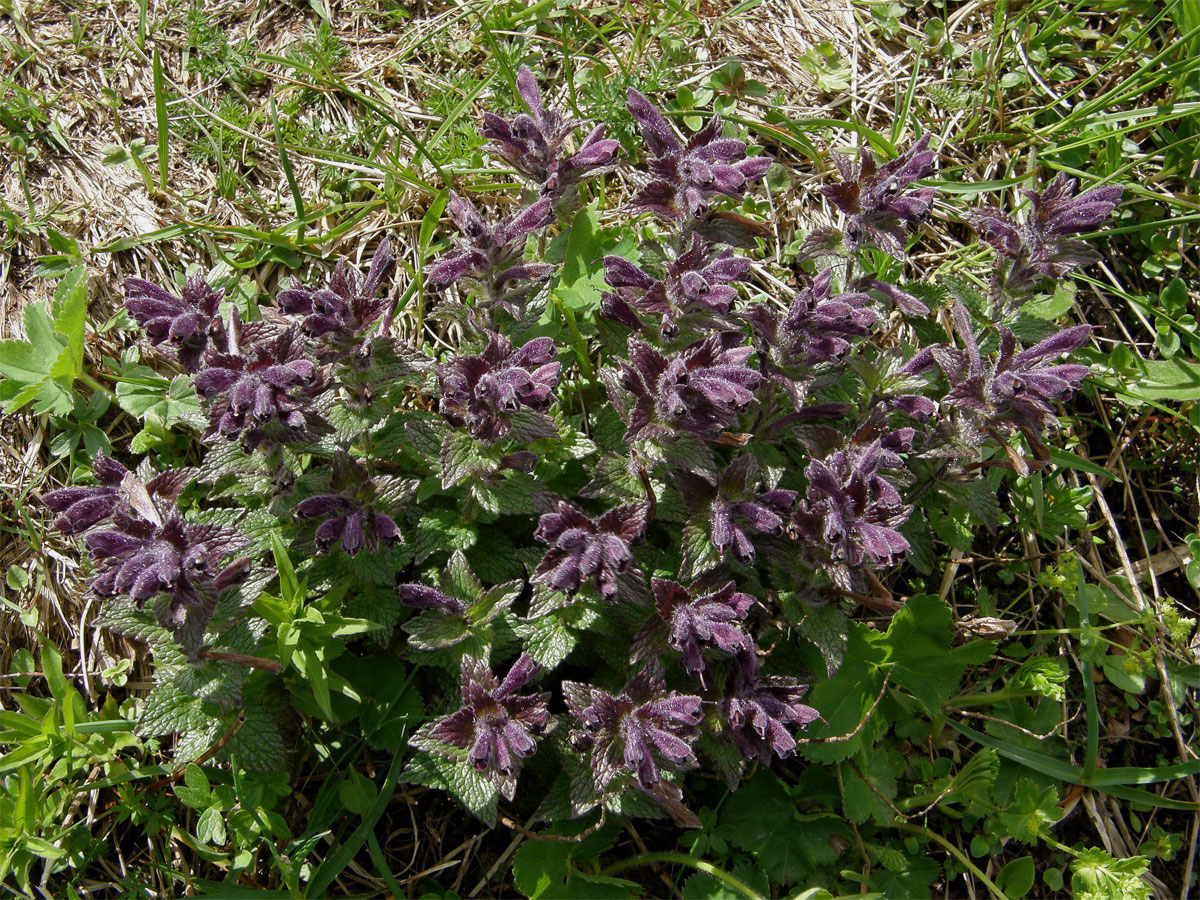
(38, 69, 1123, 831)
(42, 454, 249, 655)
(437, 332, 560, 441)
(481, 66, 619, 204)
(601, 236, 750, 338)
(422, 655, 551, 800)
(968, 173, 1123, 304)
(276, 238, 397, 354)
(626, 89, 772, 223)
(533, 500, 648, 602)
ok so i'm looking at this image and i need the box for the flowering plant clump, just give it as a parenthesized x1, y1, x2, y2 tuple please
(40, 68, 1120, 834)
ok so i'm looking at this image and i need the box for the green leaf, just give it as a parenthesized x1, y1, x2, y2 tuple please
(443, 550, 482, 601)
(800, 623, 887, 762)
(798, 604, 849, 677)
(403, 751, 499, 826)
(1047, 446, 1120, 482)
(196, 806, 227, 845)
(938, 479, 1003, 530)
(406, 612, 471, 650)
(174, 763, 212, 808)
(51, 264, 88, 373)
(996, 856, 1036, 899)
(270, 532, 300, 606)
(1000, 779, 1059, 843)
(519, 612, 578, 668)
(1070, 849, 1152, 900)
(1117, 356, 1200, 401)
(680, 522, 720, 580)
(0, 339, 53, 382)
(414, 508, 477, 562)
(884, 594, 996, 713)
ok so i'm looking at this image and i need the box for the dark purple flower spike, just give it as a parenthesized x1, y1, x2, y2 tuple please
(292, 458, 410, 557)
(743, 267, 877, 373)
(934, 300, 1092, 443)
(275, 238, 396, 353)
(425, 654, 551, 800)
(600, 236, 751, 339)
(533, 500, 648, 602)
(124, 273, 224, 372)
(438, 332, 561, 441)
(193, 327, 319, 452)
(482, 66, 619, 204)
(723, 652, 820, 762)
(642, 578, 755, 685)
(43, 457, 250, 652)
(563, 659, 702, 797)
(614, 332, 760, 442)
(625, 89, 771, 225)
(820, 135, 937, 257)
(968, 173, 1122, 303)
(425, 192, 555, 315)
(675, 454, 797, 564)
(792, 438, 912, 591)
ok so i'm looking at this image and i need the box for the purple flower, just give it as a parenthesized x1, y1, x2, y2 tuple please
(675, 454, 797, 563)
(425, 654, 551, 800)
(934, 300, 1092, 439)
(642, 579, 755, 685)
(275, 238, 396, 353)
(792, 438, 912, 590)
(820, 135, 937, 257)
(600, 236, 750, 338)
(563, 660, 702, 795)
(533, 500, 648, 602)
(425, 192, 555, 314)
(43, 456, 250, 653)
(481, 66, 619, 203)
(722, 652, 820, 762)
(743, 268, 877, 369)
(437, 332, 561, 441)
(613, 333, 760, 442)
(123, 274, 224, 372)
(967, 174, 1122, 300)
(193, 326, 319, 452)
(625, 89, 771, 224)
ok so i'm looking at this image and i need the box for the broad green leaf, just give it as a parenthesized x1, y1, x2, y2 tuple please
(51, 264, 88, 371)
(196, 806, 227, 845)
(884, 594, 996, 713)
(1118, 356, 1200, 401)
(1000, 779, 1059, 843)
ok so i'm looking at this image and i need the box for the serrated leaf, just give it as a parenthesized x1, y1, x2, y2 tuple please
(519, 613, 577, 668)
(509, 409, 559, 443)
(406, 612, 471, 650)
(442, 550, 483, 600)
(885, 594, 996, 713)
(226, 699, 287, 771)
(469, 581, 520, 623)
(799, 604, 849, 677)
(680, 522, 720, 580)
(402, 751, 499, 826)
(413, 509, 477, 563)
(440, 431, 490, 489)
(939, 479, 1003, 530)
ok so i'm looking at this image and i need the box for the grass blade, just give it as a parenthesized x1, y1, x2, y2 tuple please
(269, 99, 306, 246)
(152, 47, 169, 190)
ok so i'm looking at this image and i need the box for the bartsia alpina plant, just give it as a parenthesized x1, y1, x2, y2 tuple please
(40, 67, 1123, 834)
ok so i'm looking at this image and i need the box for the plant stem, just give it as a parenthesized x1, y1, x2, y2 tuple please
(601, 851, 766, 900)
(894, 823, 1010, 900)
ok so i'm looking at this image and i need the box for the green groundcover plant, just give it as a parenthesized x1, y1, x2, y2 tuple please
(26, 68, 1187, 898)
